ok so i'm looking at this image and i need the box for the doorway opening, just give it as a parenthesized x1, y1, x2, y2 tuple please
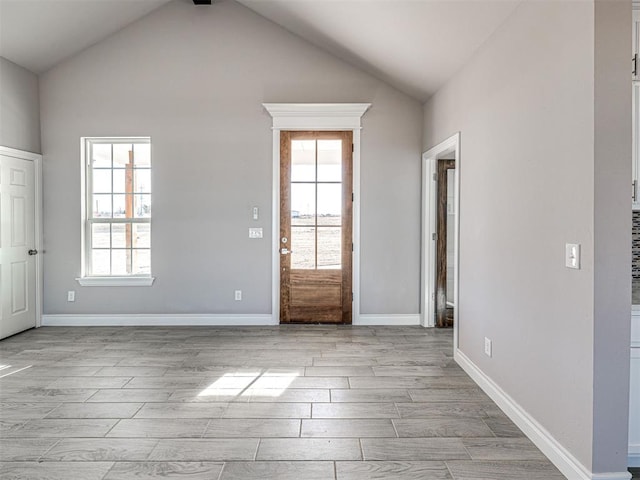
(436, 159, 455, 328)
(422, 133, 460, 342)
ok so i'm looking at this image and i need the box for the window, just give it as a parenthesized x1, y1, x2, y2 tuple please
(79, 138, 154, 286)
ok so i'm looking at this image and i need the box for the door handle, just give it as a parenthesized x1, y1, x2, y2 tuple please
(280, 248, 292, 255)
(28, 249, 38, 256)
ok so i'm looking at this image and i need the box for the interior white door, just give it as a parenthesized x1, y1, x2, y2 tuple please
(0, 154, 37, 339)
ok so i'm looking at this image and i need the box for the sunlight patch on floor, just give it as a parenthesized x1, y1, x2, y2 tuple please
(198, 371, 299, 398)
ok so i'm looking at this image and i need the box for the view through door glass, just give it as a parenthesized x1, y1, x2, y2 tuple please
(280, 131, 352, 324)
(291, 139, 342, 270)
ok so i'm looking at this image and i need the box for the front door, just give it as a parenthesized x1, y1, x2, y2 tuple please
(0, 154, 37, 339)
(280, 131, 352, 324)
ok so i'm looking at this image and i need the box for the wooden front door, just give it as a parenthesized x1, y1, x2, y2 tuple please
(280, 131, 352, 324)
(436, 159, 455, 328)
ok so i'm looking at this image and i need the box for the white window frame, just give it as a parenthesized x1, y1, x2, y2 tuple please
(77, 137, 155, 287)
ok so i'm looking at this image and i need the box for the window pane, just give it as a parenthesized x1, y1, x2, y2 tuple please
(92, 194, 112, 218)
(135, 195, 151, 218)
(291, 140, 315, 182)
(112, 249, 130, 275)
(91, 224, 110, 248)
(86, 138, 151, 277)
(112, 169, 128, 194)
(317, 140, 342, 182)
(112, 223, 129, 248)
(291, 226, 315, 269)
(113, 144, 132, 168)
(134, 143, 150, 167)
(92, 144, 111, 168)
(92, 170, 112, 193)
(134, 169, 151, 193)
(113, 195, 128, 218)
(317, 183, 342, 226)
(133, 223, 150, 248)
(92, 249, 110, 275)
(318, 227, 341, 269)
(291, 183, 315, 226)
(133, 249, 151, 275)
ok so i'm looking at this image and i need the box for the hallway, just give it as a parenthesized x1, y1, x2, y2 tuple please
(0, 325, 565, 479)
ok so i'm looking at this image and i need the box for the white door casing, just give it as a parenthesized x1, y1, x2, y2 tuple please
(421, 133, 460, 342)
(262, 103, 371, 325)
(0, 146, 42, 339)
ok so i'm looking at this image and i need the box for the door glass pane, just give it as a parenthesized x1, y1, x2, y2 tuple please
(134, 143, 151, 167)
(92, 170, 112, 193)
(317, 183, 341, 226)
(112, 249, 129, 275)
(92, 195, 112, 218)
(111, 223, 128, 248)
(291, 140, 315, 182)
(291, 183, 315, 226)
(91, 249, 110, 275)
(317, 140, 341, 182)
(318, 227, 341, 269)
(291, 226, 315, 269)
(91, 224, 110, 248)
(113, 144, 132, 168)
(133, 249, 151, 274)
(92, 144, 111, 168)
(133, 223, 150, 248)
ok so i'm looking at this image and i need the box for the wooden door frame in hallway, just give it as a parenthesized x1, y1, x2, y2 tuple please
(0, 145, 44, 331)
(421, 133, 460, 345)
(263, 104, 370, 326)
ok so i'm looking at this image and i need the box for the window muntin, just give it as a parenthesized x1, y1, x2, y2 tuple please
(84, 138, 151, 277)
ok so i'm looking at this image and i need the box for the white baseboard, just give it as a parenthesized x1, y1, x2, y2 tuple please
(41, 313, 422, 327)
(454, 349, 631, 480)
(41, 314, 277, 327)
(354, 314, 421, 326)
(629, 445, 640, 467)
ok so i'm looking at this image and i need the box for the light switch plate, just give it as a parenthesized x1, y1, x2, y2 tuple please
(249, 228, 263, 239)
(484, 337, 492, 357)
(565, 243, 580, 269)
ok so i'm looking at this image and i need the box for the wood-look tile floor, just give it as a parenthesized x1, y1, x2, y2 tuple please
(0, 325, 570, 479)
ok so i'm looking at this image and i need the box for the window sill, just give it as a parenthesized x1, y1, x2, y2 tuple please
(76, 276, 155, 287)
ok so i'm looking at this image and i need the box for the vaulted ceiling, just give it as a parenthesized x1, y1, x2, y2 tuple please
(0, 0, 521, 101)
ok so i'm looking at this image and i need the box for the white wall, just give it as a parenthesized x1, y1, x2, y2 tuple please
(0, 57, 40, 153)
(424, 0, 631, 475)
(39, 0, 423, 316)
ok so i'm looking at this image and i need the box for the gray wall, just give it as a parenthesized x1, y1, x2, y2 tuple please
(424, 0, 630, 473)
(592, 0, 632, 472)
(0, 56, 40, 153)
(39, 0, 423, 315)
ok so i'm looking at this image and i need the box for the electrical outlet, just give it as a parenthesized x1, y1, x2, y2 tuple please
(484, 337, 492, 357)
(234, 290, 242, 301)
(67, 291, 75, 302)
